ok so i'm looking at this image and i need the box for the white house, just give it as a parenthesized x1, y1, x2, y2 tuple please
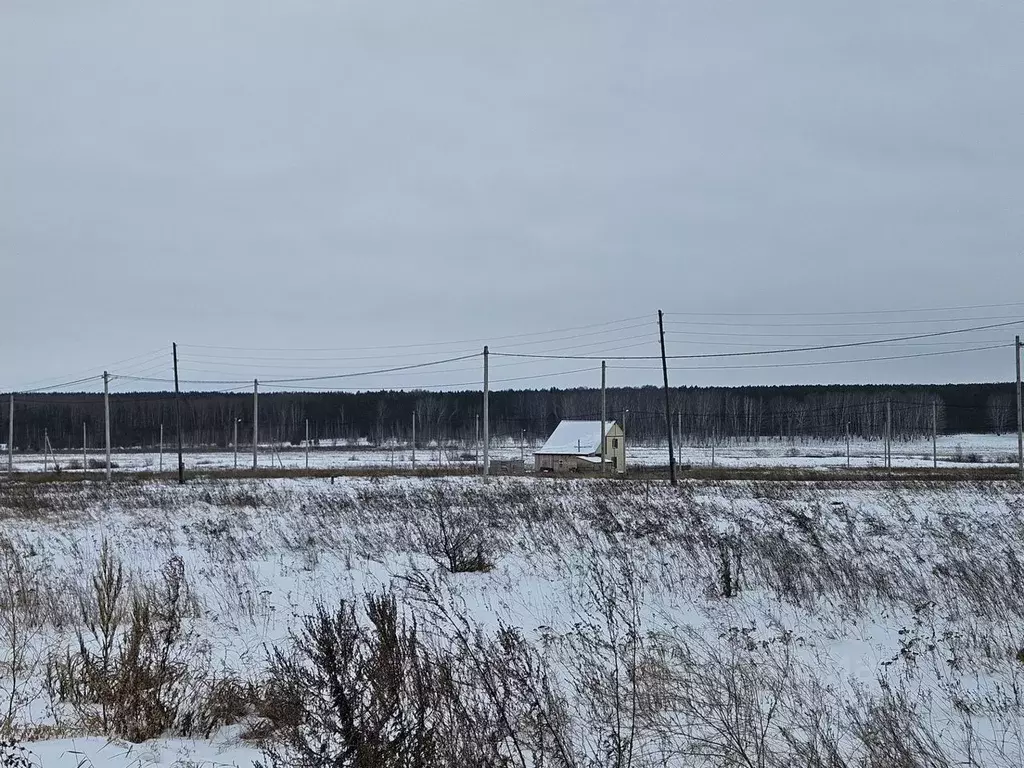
(534, 420, 625, 474)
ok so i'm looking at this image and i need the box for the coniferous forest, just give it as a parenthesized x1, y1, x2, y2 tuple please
(1, 383, 1018, 451)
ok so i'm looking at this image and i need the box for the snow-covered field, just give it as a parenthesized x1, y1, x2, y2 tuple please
(7, 433, 1021, 474)
(1, 475, 1023, 765)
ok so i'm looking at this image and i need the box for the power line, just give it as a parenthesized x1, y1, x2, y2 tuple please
(16, 375, 105, 394)
(613, 343, 1009, 372)
(664, 314, 1022, 329)
(178, 321, 656, 364)
(257, 365, 599, 393)
(491, 320, 1023, 361)
(181, 314, 651, 354)
(259, 353, 483, 385)
(662, 300, 1024, 318)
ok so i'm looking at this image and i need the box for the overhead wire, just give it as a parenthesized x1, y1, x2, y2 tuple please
(662, 300, 1024, 317)
(180, 314, 652, 354)
(612, 343, 1010, 372)
(491, 320, 1022, 361)
(663, 313, 1022, 328)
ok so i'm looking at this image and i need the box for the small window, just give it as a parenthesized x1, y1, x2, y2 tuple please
(612, 438, 619, 449)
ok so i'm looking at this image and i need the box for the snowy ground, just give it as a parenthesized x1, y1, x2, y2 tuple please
(1, 475, 1023, 764)
(6, 433, 1021, 474)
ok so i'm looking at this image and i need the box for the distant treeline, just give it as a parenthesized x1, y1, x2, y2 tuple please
(1, 383, 1019, 451)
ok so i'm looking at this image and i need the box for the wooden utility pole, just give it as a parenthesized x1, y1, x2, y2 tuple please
(600, 360, 607, 475)
(412, 411, 417, 470)
(932, 398, 938, 470)
(252, 379, 259, 470)
(482, 346, 489, 478)
(1016, 335, 1023, 483)
(173, 343, 184, 483)
(6, 395, 12, 475)
(103, 371, 111, 482)
(658, 310, 677, 485)
(305, 419, 310, 470)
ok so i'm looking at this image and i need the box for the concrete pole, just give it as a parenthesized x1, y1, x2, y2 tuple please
(600, 360, 607, 475)
(885, 398, 892, 469)
(482, 347, 489, 477)
(253, 379, 259, 470)
(623, 408, 628, 473)
(1016, 336, 1022, 483)
(173, 342, 184, 484)
(6, 395, 12, 475)
(103, 371, 111, 482)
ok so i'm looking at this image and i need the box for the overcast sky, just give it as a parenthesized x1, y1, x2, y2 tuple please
(2, 0, 1023, 393)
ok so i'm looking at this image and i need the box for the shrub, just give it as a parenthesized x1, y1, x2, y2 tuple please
(45, 543, 227, 742)
(256, 591, 527, 768)
(417, 489, 493, 573)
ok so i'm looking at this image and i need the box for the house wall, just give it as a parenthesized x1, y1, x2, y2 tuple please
(603, 423, 626, 473)
(534, 454, 601, 473)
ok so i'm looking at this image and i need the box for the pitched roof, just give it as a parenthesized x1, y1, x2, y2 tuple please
(536, 420, 616, 455)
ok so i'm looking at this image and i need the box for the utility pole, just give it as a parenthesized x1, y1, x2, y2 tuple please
(846, 421, 851, 468)
(44, 429, 49, 473)
(305, 418, 310, 470)
(658, 310, 677, 486)
(173, 342, 184, 483)
(159, 424, 164, 472)
(83, 422, 87, 475)
(932, 398, 938, 470)
(600, 360, 607, 475)
(103, 371, 111, 482)
(1016, 335, 1022, 483)
(482, 346, 489, 478)
(885, 398, 892, 470)
(234, 419, 239, 469)
(252, 379, 259, 470)
(412, 411, 417, 470)
(6, 395, 12, 475)
(623, 409, 629, 473)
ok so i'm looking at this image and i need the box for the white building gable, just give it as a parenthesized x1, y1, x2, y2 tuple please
(537, 420, 616, 455)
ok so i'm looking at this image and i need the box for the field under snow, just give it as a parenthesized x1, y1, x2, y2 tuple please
(7, 432, 1022, 475)
(1, 475, 1023, 765)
